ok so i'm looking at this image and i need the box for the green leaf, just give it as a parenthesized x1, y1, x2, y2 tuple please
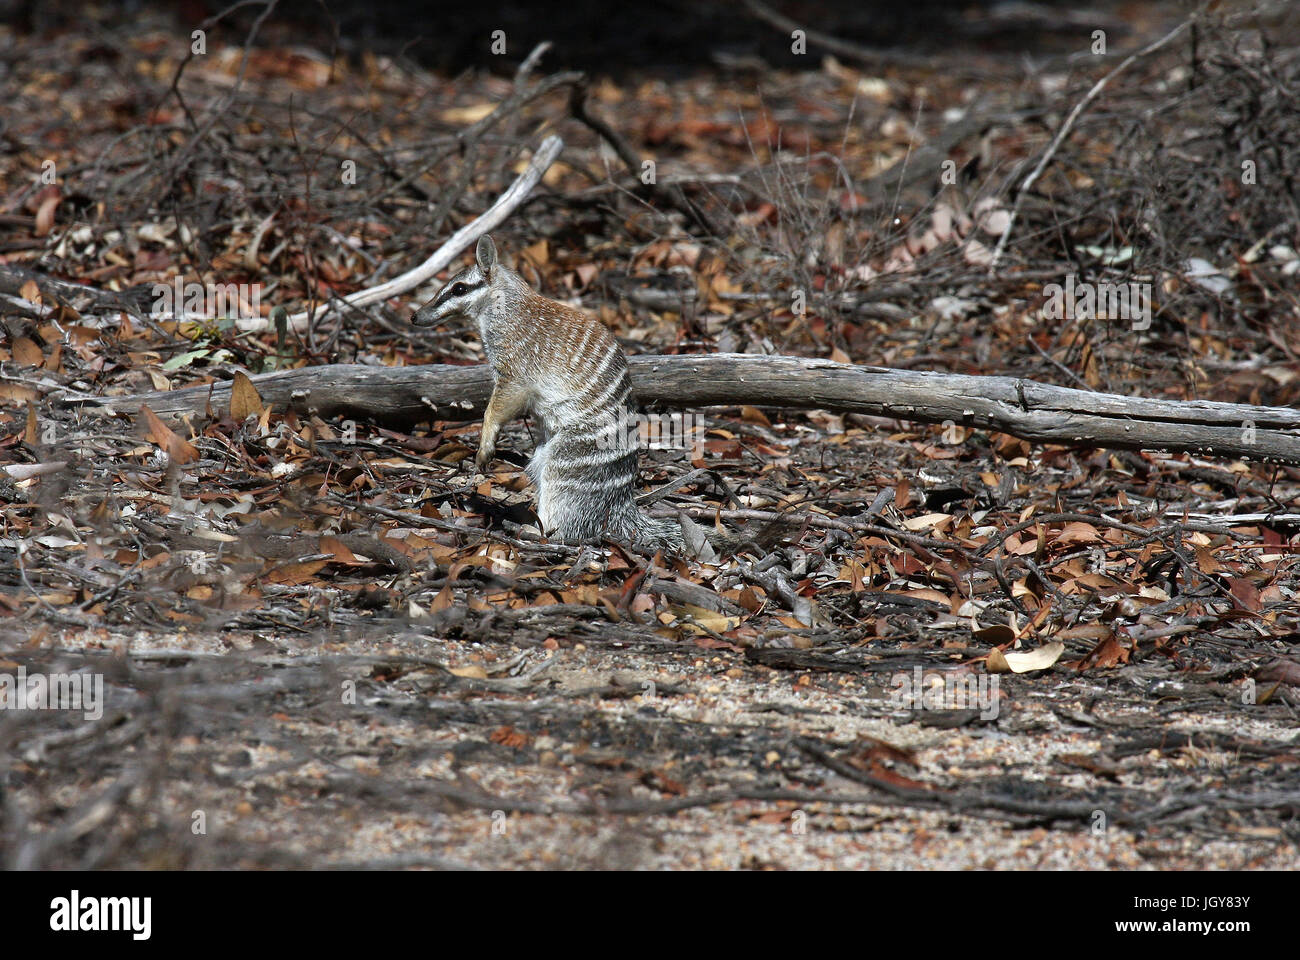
(162, 348, 211, 371)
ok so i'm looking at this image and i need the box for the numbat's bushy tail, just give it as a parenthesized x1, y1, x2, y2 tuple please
(415, 235, 738, 554)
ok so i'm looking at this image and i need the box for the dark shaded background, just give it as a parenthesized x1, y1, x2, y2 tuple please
(4, 0, 1156, 74)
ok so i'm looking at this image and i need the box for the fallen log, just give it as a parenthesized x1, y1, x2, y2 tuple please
(64, 354, 1300, 464)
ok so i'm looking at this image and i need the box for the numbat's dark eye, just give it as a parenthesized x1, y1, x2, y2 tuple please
(452, 282, 469, 296)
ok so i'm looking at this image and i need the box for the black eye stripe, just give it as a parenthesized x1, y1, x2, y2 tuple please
(433, 278, 484, 309)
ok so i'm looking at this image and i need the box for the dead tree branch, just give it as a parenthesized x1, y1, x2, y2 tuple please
(232, 134, 565, 334)
(67, 354, 1300, 464)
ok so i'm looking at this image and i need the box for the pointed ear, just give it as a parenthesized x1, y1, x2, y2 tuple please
(475, 235, 497, 278)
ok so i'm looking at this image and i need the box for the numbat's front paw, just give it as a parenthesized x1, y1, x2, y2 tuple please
(474, 446, 494, 472)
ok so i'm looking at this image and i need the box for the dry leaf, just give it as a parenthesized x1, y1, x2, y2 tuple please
(13, 337, 43, 367)
(0, 382, 39, 405)
(666, 602, 740, 636)
(490, 725, 531, 748)
(902, 512, 952, 532)
(972, 624, 1016, 646)
(319, 536, 359, 564)
(34, 192, 60, 237)
(521, 239, 549, 267)
(1081, 636, 1130, 669)
(449, 664, 488, 679)
(262, 560, 327, 585)
(1055, 522, 1101, 544)
(987, 641, 1065, 674)
(428, 583, 455, 612)
(138, 404, 198, 464)
(1229, 578, 1261, 612)
(441, 103, 496, 124)
(230, 371, 263, 421)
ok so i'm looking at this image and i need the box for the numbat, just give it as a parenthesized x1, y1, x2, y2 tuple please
(413, 235, 694, 552)
(413, 237, 785, 556)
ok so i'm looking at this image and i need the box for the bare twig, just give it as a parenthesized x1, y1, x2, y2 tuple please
(233, 135, 565, 333)
(741, 0, 954, 70)
(987, 16, 1195, 273)
(568, 80, 728, 237)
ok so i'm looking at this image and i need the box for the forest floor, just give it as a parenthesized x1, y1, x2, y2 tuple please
(2, 1, 1298, 869)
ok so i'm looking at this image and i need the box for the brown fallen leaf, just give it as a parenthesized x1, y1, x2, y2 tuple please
(849, 735, 917, 768)
(262, 559, 327, 585)
(1051, 622, 1112, 641)
(34, 190, 61, 237)
(1055, 521, 1101, 544)
(449, 664, 488, 679)
(1079, 636, 1131, 670)
(692, 634, 745, 652)
(1194, 545, 1223, 574)
(138, 404, 198, 464)
(490, 725, 531, 749)
(0, 382, 39, 405)
(973, 623, 1016, 646)
(13, 337, 43, 367)
(428, 583, 455, 612)
(862, 760, 932, 792)
(441, 102, 496, 124)
(987, 641, 1065, 674)
(521, 238, 548, 267)
(230, 371, 264, 421)
(319, 536, 359, 564)
(1229, 577, 1261, 612)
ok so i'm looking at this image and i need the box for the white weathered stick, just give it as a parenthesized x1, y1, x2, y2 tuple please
(4, 461, 68, 480)
(234, 134, 565, 333)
